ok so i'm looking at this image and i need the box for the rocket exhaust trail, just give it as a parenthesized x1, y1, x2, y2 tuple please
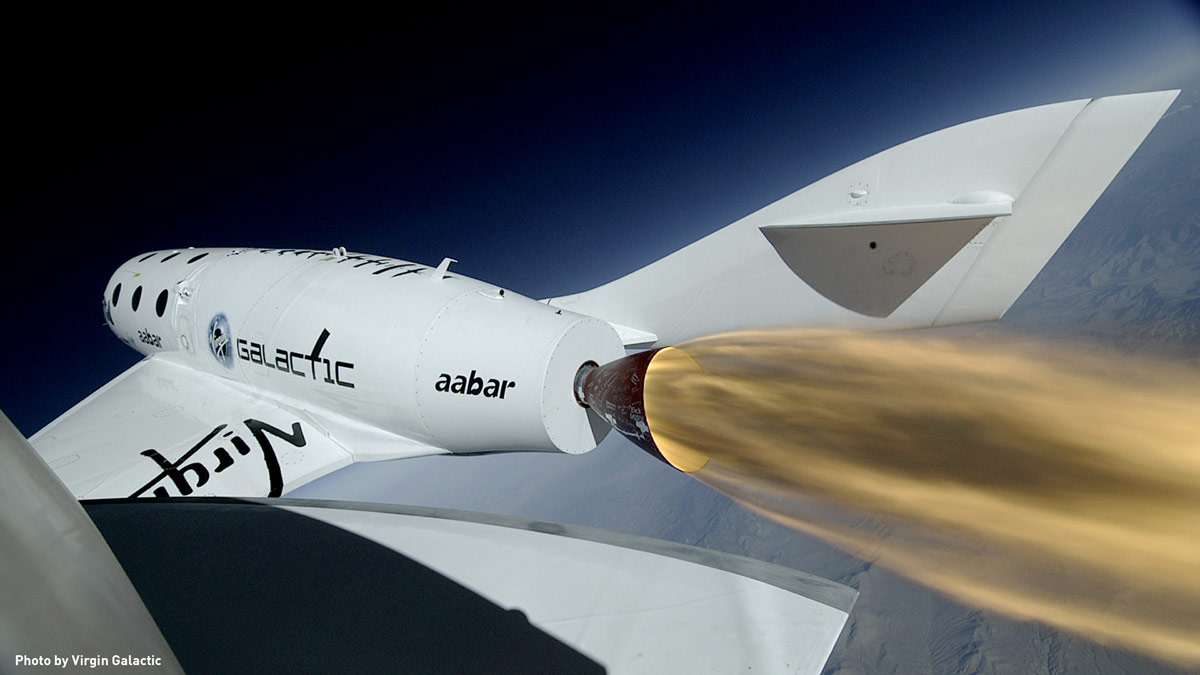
(578, 329, 1200, 667)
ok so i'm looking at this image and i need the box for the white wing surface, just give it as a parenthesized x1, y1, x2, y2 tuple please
(31, 354, 446, 499)
(276, 500, 857, 674)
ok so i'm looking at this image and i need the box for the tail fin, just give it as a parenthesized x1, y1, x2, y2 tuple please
(548, 91, 1179, 347)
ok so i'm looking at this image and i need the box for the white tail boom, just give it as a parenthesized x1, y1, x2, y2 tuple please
(548, 91, 1179, 347)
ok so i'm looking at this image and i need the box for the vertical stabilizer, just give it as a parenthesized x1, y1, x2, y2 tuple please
(548, 91, 1179, 346)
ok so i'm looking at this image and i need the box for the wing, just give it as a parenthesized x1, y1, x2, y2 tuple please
(86, 496, 855, 674)
(8, 408, 855, 674)
(30, 353, 446, 499)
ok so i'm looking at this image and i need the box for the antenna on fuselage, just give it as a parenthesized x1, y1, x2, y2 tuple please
(433, 257, 457, 280)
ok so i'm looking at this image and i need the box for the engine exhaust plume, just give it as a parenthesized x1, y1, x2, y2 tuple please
(580, 329, 1200, 667)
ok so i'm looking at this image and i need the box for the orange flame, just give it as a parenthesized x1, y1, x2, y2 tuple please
(643, 329, 1200, 666)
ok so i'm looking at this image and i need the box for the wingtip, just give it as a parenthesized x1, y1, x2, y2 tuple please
(1093, 89, 1181, 106)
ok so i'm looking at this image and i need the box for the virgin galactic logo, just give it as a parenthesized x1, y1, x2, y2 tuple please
(209, 313, 234, 369)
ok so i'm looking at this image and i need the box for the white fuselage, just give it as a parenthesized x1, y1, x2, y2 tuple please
(103, 248, 623, 455)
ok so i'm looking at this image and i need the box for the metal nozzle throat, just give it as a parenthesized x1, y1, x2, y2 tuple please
(574, 350, 670, 465)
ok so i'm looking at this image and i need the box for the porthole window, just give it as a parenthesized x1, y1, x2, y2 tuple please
(139, 253, 156, 262)
(112, 283, 122, 307)
(156, 289, 169, 317)
(131, 286, 143, 311)
(187, 252, 209, 264)
(161, 251, 181, 263)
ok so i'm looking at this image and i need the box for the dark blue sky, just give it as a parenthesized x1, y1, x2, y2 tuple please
(5, 2, 1198, 435)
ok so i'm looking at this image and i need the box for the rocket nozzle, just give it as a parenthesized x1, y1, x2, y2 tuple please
(574, 349, 709, 473)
